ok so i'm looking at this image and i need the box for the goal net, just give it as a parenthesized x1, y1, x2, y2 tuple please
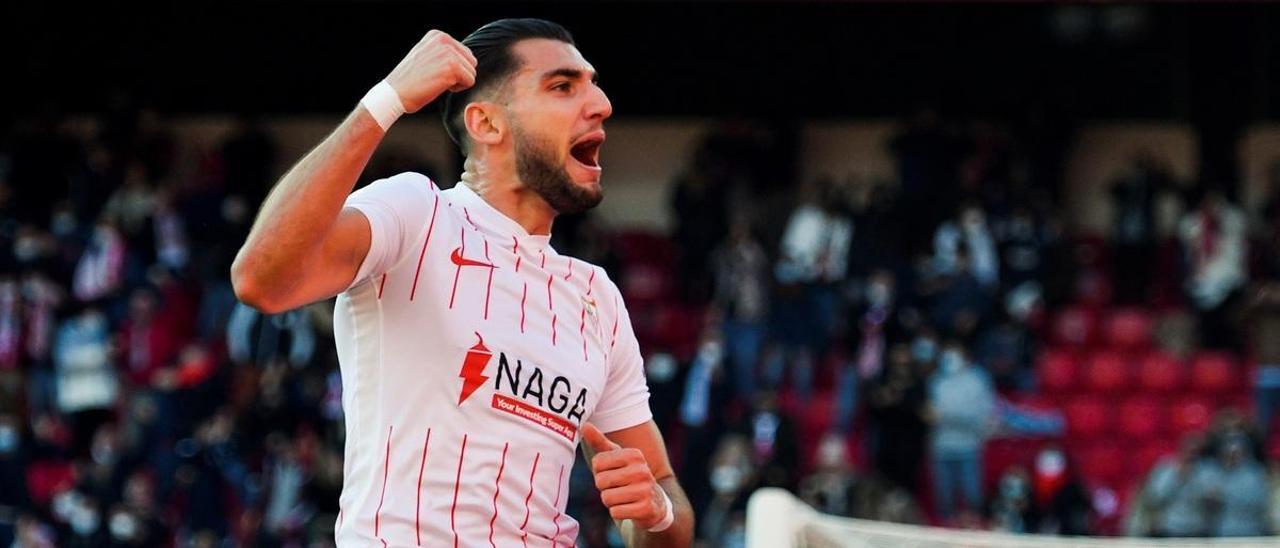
(745, 488, 1277, 548)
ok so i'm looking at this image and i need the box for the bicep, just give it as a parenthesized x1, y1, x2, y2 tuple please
(280, 207, 372, 309)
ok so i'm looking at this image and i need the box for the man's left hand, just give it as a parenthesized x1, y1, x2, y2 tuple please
(581, 422, 668, 529)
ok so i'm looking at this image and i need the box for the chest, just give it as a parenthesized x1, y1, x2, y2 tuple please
(380, 227, 613, 441)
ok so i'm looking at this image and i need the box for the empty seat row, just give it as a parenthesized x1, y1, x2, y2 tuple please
(1039, 350, 1241, 395)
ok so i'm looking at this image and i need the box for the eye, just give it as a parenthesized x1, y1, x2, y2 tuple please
(551, 81, 572, 93)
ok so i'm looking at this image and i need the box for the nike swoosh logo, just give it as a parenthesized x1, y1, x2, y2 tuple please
(451, 247, 496, 269)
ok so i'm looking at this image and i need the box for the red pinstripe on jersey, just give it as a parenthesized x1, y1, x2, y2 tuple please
(518, 453, 541, 547)
(409, 195, 440, 301)
(512, 236, 522, 272)
(451, 434, 469, 548)
(579, 305, 588, 362)
(609, 294, 621, 352)
(550, 463, 566, 548)
(546, 266, 554, 309)
(488, 442, 510, 548)
(378, 273, 387, 299)
(584, 268, 598, 360)
(545, 253, 557, 345)
(520, 284, 528, 334)
(483, 239, 494, 320)
(415, 428, 433, 546)
(374, 426, 392, 544)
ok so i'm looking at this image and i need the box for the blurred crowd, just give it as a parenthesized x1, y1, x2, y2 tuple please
(1, 101, 1280, 548)
(653, 110, 1280, 545)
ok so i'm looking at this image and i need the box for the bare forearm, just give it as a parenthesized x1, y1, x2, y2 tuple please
(231, 107, 383, 307)
(619, 476, 694, 548)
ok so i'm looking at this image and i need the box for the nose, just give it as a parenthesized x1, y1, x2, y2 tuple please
(586, 84, 613, 121)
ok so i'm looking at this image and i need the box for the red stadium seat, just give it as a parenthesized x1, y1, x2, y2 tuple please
(650, 303, 705, 360)
(1117, 397, 1165, 440)
(1037, 350, 1077, 395)
(1073, 442, 1126, 487)
(1132, 439, 1178, 480)
(620, 263, 673, 303)
(1136, 351, 1184, 393)
(1064, 397, 1110, 439)
(1082, 351, 1130, 394)
(1104, 308, 1153, 351)
(1169, 397, 1214, 436)
(1189, 352, 1238, 395)
(613, 230, 675, 264)
(1051, 306, 1098, 348)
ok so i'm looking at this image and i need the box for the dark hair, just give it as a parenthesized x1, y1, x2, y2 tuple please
(441, 18, 575, 152)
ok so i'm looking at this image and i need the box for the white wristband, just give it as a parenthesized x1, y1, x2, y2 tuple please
(646, 489, 675, 533)
(360, 80, 406, 131)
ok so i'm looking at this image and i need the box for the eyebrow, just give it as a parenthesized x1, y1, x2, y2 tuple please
(540, 68, 599, 84)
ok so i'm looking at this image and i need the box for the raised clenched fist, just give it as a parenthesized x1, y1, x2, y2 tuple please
(384, 30, 478, 114)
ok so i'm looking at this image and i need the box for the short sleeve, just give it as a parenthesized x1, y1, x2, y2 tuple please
(343, 172, 440, 291)
(588, 288, 653, 433)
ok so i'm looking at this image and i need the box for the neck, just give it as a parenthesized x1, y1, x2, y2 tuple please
(461, 157, 556, 236)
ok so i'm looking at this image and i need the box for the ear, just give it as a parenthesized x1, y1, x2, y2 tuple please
(463, 101, 504, 148)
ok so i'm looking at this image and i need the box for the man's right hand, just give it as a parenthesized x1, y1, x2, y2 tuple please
(385, 30, 478, 114)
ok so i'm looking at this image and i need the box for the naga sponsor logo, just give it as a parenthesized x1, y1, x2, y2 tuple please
(455, 332, 590, 440)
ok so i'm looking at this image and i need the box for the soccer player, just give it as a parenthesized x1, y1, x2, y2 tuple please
(231, 18, 694, 548)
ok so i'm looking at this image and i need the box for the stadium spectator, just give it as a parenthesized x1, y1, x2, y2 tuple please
(766, 179, 853, 397)
(926, 340, 996, 522)
(933, 203, 1000, 291)
(711, 219, 770, 401)
(1178, 185, 1248, 350)
(865, 343, 929, 494)
(1109, 152, 1174, 305)
(670, 144, 732, 304)
(798, 433, 858, 517)
(1025, 446, 1092, 535)
(1210, 434, 1271, 537)
(1142, 435, 1219, 537)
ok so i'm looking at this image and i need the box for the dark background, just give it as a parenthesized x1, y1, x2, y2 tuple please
(6, 2, 1274, 182)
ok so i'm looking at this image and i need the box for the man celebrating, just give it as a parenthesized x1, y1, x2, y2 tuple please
(231, 18, 693, 547)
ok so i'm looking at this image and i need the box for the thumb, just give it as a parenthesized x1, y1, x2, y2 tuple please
(580, 422, 620, 453)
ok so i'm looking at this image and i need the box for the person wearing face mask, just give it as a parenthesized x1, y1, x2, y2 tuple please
(798, 434, 857, 517)
(925, 341, 996, 523)
(1024, 446, 1091, 535)
(834, 270, 902, 434)
(699, 435, 754, 548)
(987, 466, 1031, 533)
(911, 329, 940, 371)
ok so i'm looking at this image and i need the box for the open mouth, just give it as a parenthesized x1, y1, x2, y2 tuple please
(569, 133, 605, 169)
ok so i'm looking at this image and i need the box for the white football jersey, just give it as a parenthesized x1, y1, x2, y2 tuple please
(331, 173, 651, 547)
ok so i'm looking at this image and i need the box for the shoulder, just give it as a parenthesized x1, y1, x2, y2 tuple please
(352, 171, 440, 203)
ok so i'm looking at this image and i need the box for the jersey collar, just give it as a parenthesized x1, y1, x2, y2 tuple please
(451, 182, 553, 253)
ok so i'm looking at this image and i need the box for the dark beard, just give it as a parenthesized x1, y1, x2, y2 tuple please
(513, 124, 603, 215)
